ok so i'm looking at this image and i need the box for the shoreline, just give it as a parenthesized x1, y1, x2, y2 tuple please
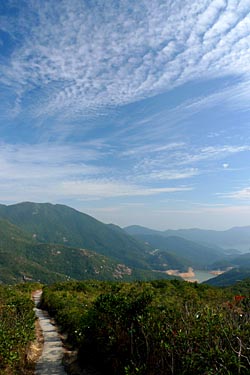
(166, 268, 226, 282)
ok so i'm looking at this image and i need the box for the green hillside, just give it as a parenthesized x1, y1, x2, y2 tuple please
(0, 202, 155, 270)
(0, 202, 195, 273)
(210, 252, 250, 271)
(232, 252, 250, 267)
(125, 224, 250, 252)
(126, 232, 225, 269)
(0, 218, 34, 245)
(204, 267, 250, 287)
(0, 218, 176, 284)
(1, 202, 236, 284)
(0, 218, 67, 283)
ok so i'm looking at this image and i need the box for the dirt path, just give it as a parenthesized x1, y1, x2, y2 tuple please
(33, 290, 68, 375)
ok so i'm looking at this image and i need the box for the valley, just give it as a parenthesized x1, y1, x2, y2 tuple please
(0, 202, 249, 286)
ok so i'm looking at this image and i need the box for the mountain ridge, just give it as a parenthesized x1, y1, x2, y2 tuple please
(0, 202, 154, 270)
(0, 217, 177, 284)
(125, 224, 250, 252)
(1, 201, 249, 285)
(124, 232, 227, 269)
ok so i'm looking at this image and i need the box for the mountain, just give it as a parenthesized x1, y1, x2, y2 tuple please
(231, 253, 250, 267)
(4, 201, 248, 284)
(0, 218, 177, 284)
(124, 225, 164, 237)
(125, 225, 250, 252)
(204, 267, 250, 287)
(163, 227, 250, 252)
(124, 231, 226, 269)
(0, 218, 67, 284)
(210, 252, 250, 271)
(0, 202, 156, 270)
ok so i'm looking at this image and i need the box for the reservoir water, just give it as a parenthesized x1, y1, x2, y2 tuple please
(184, 270, 218, 283)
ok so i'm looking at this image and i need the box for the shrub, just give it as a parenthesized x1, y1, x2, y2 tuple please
(0, 285, 36, 374)
(41, 280, 250, 375)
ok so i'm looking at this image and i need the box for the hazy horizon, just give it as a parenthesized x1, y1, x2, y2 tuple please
(1, 200, 249, 232)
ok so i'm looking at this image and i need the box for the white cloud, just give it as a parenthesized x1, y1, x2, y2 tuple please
(221, 187, 250, 200)
(0, 176, 193, 203)
(1, 0, 250, 120)
(0, 142, 105, 181)
(178, 145, 250, 165)
(130, 144, 250, 177)
(135, 169, 199, 182)
(60, 180, 192, 199)
(0, 141, 193, 202)
(121, 143, 184, 157)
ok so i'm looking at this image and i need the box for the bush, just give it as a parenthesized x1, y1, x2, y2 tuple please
(0, 284, 36, 374)
(41, 280, 250, 375)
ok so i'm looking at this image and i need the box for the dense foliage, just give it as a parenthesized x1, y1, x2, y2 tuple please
(230, 278, 250, 296)
(41, 279, 250, 375)
(0, 283, 36, 374)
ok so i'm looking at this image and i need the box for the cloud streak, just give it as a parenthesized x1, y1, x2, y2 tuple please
(1, 0, 250, 121)
(220, 187, 250, 200)
(60, 180, 192, 199)
(0, 141, 193, 203)
(0, 142, 105, 181)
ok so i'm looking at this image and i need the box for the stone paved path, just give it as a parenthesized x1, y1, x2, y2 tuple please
(33, 290, 68, 375)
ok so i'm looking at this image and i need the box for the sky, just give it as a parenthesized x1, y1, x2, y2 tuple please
(0, 0, 250, 230)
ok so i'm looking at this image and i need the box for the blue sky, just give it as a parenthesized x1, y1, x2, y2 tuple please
(0, 0, 250, 230)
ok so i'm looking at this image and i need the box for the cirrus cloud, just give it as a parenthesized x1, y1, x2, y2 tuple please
(1, 0, 250, 121)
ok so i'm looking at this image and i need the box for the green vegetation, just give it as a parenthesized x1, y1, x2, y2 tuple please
(41, 279, 250, 375)
(230, 278, 250, 295)
(125, 225, 250, 252)
(0, 216, 176, 284)
(0, 283, 37, 374)
(126, 232, 227, 269)
(1, 202, 248, 285)
(0, 202, 154, 269)
(0, 202, 249, 374)
(205, 268, 250, 287)
(211, 253, 250, 271)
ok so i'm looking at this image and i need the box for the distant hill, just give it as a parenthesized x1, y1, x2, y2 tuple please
(0, 218, 176, 284)
(124, 231, 226, 269)
(204, 267, 250, 287)
(232, 252, 250, 267)
(210, 252, 250, 271)
(124, 225, 164, 237)
(125, 225, 250, 252)
(163, 227, 250, 252)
